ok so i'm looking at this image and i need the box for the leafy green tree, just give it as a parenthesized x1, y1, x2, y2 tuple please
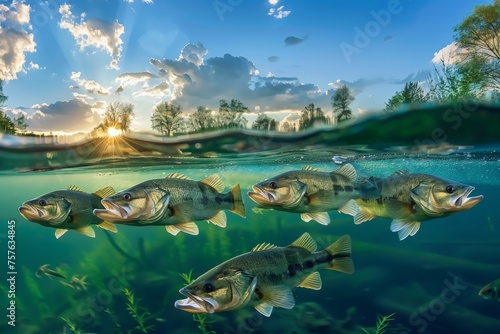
(331, 85, 354, 123)
(151, 101, 183, 136)
(191, 106, 215, 131)
(0, 80, 16, 134)
(97, 102, 135, 133)
(428, 59, 486, 102)
(298, 103, 327, 130)
(216, 99, 248, 128)
(251, 113, 279, 130)
(384, 82, 429, 112)
(454, 0, 500, 90)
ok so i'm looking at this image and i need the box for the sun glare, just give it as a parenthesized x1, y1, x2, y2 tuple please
(107, 127, 122, 137)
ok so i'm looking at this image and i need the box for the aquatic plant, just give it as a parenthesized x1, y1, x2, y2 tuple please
(60, 316, 82, 334)
(123, 288, 155, 333)
(180, 270, 217, 334)
(362, 313, 396, 334)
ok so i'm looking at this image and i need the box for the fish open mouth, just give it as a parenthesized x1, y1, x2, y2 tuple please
(174, 287, 217, 314)
(93, 199, 131, 220)
(454, 187, 483, 208)
(247, 185, 276, 204)
(18, 203, 45, 220)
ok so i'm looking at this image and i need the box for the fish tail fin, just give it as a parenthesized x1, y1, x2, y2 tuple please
(355, 176, 380, 199)
(324, 235, 354, 274)
(229, 183, 246, 218)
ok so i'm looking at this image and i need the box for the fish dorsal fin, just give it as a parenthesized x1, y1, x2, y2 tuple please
(302, 165, 321, 172)
(391, 170, 409, 176)
(166, 172, 192, 180)
(55, 228, 68, 239)
(300, 212, 330, 226)
(252, 242, 278, 252)
(260, 286, 295, 309)
(298, 271, 322, 290)
(208, 211, 226, 228)
(93, 186, 115, 199)
(96, 221, 118, 233)
(290, 232, 317, 252)
(254, 303, 273, 317)
(75, 226, 96, 238)
(334, 163, 357, 181)
(67, 185, 83, 192)
(201, 174, 224, 192)
(166, 222, 199, 236)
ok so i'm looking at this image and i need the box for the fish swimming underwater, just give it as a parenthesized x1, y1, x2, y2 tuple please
(174, 233, 353, 317)
(35, 264, 66, 279)
(353, 171, 484, 240)
(479, 279, 500, 301)
(247, 164, 379, 225)
(93, 173, 245, 236)
(19, 186, 117, 239)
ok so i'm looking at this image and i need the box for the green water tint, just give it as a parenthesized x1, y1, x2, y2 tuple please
(2, 103, 500, 334)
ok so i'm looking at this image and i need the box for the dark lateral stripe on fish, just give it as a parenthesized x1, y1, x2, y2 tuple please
(329, 174, 338, 183)
(344, 186, 354, 192)
(333, 185, 344, 193)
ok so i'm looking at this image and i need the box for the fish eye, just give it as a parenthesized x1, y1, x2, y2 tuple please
(269, 181, 278, 189)
(202, 282, 215, 293)
(38, 199, 47, 206)
(445, 185, 455, 193)
(122, 193, 133, 201)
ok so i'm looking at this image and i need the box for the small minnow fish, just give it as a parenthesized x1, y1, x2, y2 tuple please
(35, 264, 66, 280)
(93, 173, 245, 236)
(174, 233, 353, 317)
(479, 279, 500, 301)
(247, 164, 379, 225)
(353, 171, 483, 240)
(19, 186, 118, 239)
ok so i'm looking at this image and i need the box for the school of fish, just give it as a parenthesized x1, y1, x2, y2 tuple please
(18, 163, 488, 316)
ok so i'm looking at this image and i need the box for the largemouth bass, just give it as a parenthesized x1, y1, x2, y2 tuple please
(175, 233, 353, 317)
(93, 173, 245, 236)
(354, 171, 483, 240)
(18, 186, 117, 239)
(247, 164, 379, 225)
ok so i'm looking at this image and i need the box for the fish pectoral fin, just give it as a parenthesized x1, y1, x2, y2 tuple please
(200, 174, 225, 192)
(333, 163, 357, 181)
(75, 226, 96, 238)
(298, 271, 322, 290)
(289, 232, 317, 252)
(385, 198, 414, 219)
(354, 206, 377, 225)
(338, 199, 359, 217)
(208, 211, 227, 228)
(55, 229, 68, 239)
(390, 220, 421, 241)
(300, 212, 330, 225)
(170, 222, 199, 236)
(254, 303, 274, 317)
(96, 221, 118, 233)
(307, 191, 335, 207)
(93, 186, 115, 199)
(229, 183, 246, 218)
(170, 201, 194, 223)
(260, 286, 295, 310)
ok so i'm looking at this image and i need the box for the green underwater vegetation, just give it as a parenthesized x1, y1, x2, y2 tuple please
(123, 288, 155, 333)
(361, 313, 396, 334)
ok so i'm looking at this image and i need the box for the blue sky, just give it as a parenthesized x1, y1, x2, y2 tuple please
(0, 0, 492, 133)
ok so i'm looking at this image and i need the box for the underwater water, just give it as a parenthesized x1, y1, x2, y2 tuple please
(1, 103, 500, 334)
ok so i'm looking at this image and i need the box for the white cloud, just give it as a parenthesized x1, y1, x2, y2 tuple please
(135, 81, 170, 98)
(70, 71, 111, 95)
(17, 98, 105, 132)
(0, 1, 36, 81)
(268, 5, 290, 19)
(123, 0, 154, 3)
(147, 43, 328, 112)
(115, 71, 158, 87)
(432, 42, 467, 65)
(268, 0, 280, 5)
(59, 4, 124, 70)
